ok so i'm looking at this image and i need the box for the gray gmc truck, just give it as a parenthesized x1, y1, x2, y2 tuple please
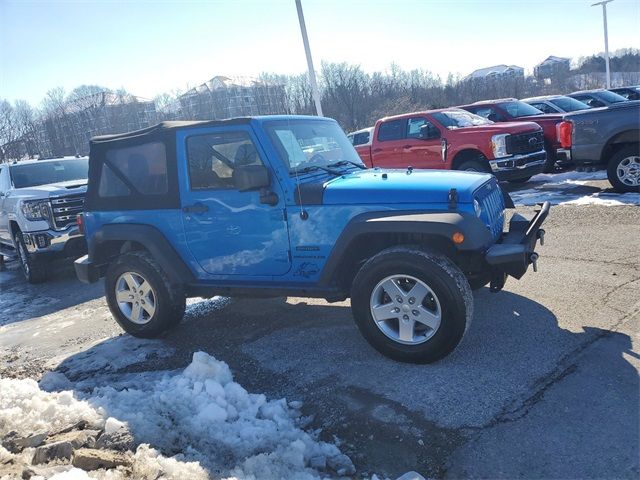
(557, 102, 639, 192)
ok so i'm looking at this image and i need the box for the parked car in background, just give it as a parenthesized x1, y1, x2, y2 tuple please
(353, 109, 545, 183)
(347, 127, 374, 147)
(522, 95, 592, 113)
(0, 157, 88, 282)
(460, 99, 567, 172)
(567, 89, 628, 108)
(557, 102, 639, 192)
(609, 86, 640, 101)
(75, 116, 549, 363)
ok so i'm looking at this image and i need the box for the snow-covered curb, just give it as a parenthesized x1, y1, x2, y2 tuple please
(1, 352, 354, 479)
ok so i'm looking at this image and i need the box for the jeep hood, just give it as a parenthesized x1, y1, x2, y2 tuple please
(321, 169, 492, 204)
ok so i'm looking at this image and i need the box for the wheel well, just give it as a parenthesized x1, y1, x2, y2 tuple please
(333, 233, 457, 291)
(92, 240, 148, 264)
(600, 130, 639, 164)
(451, 149, 487, 170)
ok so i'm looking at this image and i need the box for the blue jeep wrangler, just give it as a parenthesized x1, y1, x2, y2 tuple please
(75, 116, 549, 363)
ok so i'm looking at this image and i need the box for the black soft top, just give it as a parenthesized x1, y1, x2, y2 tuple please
(90, 118, 252, 144)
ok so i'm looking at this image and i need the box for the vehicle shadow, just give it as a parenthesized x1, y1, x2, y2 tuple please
(0, 257, 103, 327)
(44, 290, 638, 478)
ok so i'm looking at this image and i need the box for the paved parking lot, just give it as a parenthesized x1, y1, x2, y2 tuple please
(1, 177, 638, 479)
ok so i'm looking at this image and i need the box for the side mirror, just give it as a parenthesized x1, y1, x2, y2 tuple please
(487, 113, 499, 122)
(590, 100, 605, 108)
(420, 124, 440, 140)
(233, 164, 270, 192)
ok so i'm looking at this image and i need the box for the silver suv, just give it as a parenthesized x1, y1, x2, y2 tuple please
(0, 157, 88, 283)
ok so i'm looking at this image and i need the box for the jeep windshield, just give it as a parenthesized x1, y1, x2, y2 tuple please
(432, 110, 492, 129)
(264, 119, 365, 174)
(10, 158, 88, 189)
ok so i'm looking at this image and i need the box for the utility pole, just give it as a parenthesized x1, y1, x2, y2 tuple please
(592, 0, 614, 89)
(295, 0, 323, 116)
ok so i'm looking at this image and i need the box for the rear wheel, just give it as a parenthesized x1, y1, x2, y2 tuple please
(543, 146, 557, 173)
(14, 232, 47, 283)
(351, 246, 473, 363)
(607, 145, 640, 193)
(105, 251, 185, 338)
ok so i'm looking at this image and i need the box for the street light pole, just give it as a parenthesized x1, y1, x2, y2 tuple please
(295, 0, 323, 116)
(592, 0, 614, 89)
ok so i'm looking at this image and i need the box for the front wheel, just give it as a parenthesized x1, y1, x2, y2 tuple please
(14, 232, 47, 283)
(105, 251, 185, 338)
(457, 159, 490, 173)
(507, 176, 532, 184)
(351, 246, 473, 363)
(607, 145, 640, 193)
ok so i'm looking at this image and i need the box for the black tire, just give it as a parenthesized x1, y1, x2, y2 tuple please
(606, 145, 640, 193)
(543, 146, 557, 174)
(506, 176, 532, 184)
(351, 246, 473, 364)
(105, 251, 186, 338)
(457, 160, 490, 173)
(14, 232, 47, 283)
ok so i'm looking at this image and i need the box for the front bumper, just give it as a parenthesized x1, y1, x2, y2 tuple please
(22, 226, 87, 259)
(490, 150, 546, 181)
(483, 201, 550, 291)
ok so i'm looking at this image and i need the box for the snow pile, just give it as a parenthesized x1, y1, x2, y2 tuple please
(509, 170, 640, 206)
(0, 377, 104, 436)
(85, 351, 348, 478)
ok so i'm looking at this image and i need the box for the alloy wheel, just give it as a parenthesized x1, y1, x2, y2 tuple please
(115, 272, 157, 324)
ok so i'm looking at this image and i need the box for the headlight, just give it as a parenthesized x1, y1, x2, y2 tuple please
(21, 200, 51, 222)
(473, 198, 482, 217)
(491, 134, 509, 158)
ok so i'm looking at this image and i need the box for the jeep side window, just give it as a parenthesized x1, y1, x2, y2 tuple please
(377, 119, 405, 142)
(100, 142, 168, 196)
(186, 131, 264, 190)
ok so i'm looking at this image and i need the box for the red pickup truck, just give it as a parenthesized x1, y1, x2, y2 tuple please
(355, 108, 546, 182)
(460, 99, 569, 173)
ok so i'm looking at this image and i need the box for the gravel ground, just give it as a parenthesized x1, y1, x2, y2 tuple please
(1, 192, 638, 478)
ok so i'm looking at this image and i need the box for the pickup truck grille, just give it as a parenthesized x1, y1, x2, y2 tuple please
(506, 131, 544, 155)
(476, 181, 505, 240)
(49, 194, 84, 230)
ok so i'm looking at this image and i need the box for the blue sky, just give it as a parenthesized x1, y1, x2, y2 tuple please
(1, 0, 639, 105)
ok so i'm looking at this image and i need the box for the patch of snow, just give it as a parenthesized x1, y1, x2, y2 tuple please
(85, 351, 346, 477)
(39, 371, 73, 391)
(184, 296, 231, 322)
(2, 352, 350, 479)
(529, 170, 607, 183)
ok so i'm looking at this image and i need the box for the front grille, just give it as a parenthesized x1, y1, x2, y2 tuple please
(476, 180, 505, 240)
(49, 193, 85, 230)
(506, 131, 544, 155)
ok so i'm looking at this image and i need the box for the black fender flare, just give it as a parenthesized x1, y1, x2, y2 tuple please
(318, 211, 493, 286)
(89, 224, 194, 284)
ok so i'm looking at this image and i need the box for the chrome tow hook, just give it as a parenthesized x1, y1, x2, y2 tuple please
(537, 229, 545, 246)
(530, 253, 539, 272)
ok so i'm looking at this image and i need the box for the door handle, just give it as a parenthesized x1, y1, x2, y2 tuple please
(372, 148, 382, 153)
(182, 203, 209, 214)
(402, 145, 412, 149)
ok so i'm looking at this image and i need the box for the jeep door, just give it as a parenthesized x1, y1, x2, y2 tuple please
(401, 117, 443, 169)
(178, 126, 291, 276)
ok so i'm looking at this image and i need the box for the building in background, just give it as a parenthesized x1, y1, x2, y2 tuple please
(464, 65, 525, 82)
(534, 56, 571, 82)
(38, 92, 156, 157)
(177, 76, 287, 120)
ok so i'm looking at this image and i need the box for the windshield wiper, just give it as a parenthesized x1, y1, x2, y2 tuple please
(295, 164, 342, 176)
(327, 160, 366, 170)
